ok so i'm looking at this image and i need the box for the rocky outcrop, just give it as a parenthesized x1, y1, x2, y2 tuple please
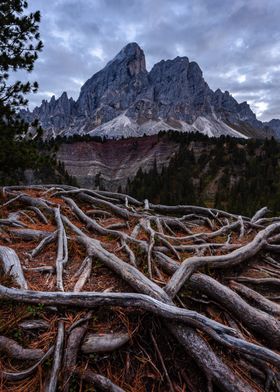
(57, 135, 178, 191)
(265, 119, 280, 137)
(22, 92, 76, 138)
(148, 57, 212, 122)
(77, 43, 149, 121)
(22, 42, 276, 140)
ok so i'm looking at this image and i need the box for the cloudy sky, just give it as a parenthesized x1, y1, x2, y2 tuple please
(22, 0, 280, 121)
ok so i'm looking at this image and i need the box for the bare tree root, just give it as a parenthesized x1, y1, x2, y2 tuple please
(229, 281, 280, 317)
(62, 312, 91, 392)
(1, 184, 280, 391)
(165, 222, 280, 298)
(75, 369, 125, 392)
(81, 332, 130, 354)
(54, 207, 68, 291)
(0, 336, 44, 361)
(0, 346, 54, 381)
(0, 245, 28, 289)
(46, 320, 64, 392)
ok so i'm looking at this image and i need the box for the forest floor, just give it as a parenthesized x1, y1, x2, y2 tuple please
(0, 185, 280, 391)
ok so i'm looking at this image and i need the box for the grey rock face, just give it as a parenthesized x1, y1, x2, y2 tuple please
(265, 119, 280, 137)
(212, 89, 261, 129)
(77, 42, 149, 118)
(21, 91, 76, 137)
(148, 57, 213, 122)
(21, 42, 276, 139)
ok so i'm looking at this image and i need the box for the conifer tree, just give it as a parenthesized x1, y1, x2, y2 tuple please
(0, 0, 43, 109)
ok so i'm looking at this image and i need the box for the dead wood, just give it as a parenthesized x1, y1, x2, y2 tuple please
(81, 332, 129, 353)
(19, 319, 50, 330)
(75, 369, 125, 392)
(46, 320, 64, 392)
(0, 336, 44, 361)
(0, 245, 28, 289)
(62, 313, 91, 392)
(1, 184, 280, 391)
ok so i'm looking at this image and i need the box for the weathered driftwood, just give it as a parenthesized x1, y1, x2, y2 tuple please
(120, 238, 137, 266)
(95, 189, 142, 206)
(148, 203, 247, 220)
(13, 193, 54, 214)
(27, 205, 49, 224)
(155, 253, 280, 348)
(140, 218, 155, 278)
(2, 185, 280, 391)
(53, 188, 120, 203)
(73, 256, 92, 292)
(0, 346, 54, 381)
(54, 207, 68, 291)
(167, 323, 255, 392)
(19, 319, 50, 330)
(106, 222, 128, 230)
(23, 265, 54, 273)
(2, 284, 280, 372)
(0, 336, 44, 361)
(31, 231, 57, 258)
(87, 209, 112, 218)
(0, 245, 28, 289)
(61, 216, 278, 388)
(251, 206, 269, 223)
(158, 220, 240, 243)
(230, 277, 280, 286)
(0, 217, 26, 228)
(8, 228, 51, 241)
(77, 192, 130, 220)
(229, 280, 280, 317)
(62, 312, 91, 392)
(187, 274, 280, 348)
(0, 285, 237, 337)
(81, 332, 130, 353)
(46, 320, 64, 392)
(75, 369, 125, 392)
(164, 222, 280, 298)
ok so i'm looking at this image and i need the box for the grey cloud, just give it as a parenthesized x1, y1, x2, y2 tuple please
(18, 0, 280, 121)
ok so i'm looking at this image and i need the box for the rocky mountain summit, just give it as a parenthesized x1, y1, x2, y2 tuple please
(21, 42, 274, 139)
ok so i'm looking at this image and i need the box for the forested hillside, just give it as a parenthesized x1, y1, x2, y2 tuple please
(0, 121, 76, 186)
(127, 132, 280, 216)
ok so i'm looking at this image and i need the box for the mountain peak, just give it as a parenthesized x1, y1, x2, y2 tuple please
(22, 43, 275, 140)
(60, 91, 68, 99)
(122, 41, 142, 51)
(116, 42, 143, 56)
(106, 42, 146, 76)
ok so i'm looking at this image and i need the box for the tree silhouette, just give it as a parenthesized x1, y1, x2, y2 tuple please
(0, 0, 43, 109)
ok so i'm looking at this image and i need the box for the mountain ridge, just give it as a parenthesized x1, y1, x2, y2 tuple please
(21, 42, 275, 140)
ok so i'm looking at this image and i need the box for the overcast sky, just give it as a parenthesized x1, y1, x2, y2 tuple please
(22, 0, 280, 121)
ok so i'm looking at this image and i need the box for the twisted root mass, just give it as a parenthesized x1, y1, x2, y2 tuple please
(0, 184, 280, 391)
